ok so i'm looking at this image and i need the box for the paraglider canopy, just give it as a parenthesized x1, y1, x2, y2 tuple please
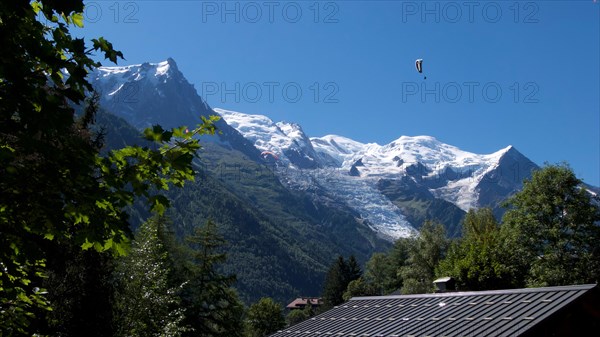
(261, 151, 279, 161)
(415, 59, 426, 79)
(415, 59, 423, 73)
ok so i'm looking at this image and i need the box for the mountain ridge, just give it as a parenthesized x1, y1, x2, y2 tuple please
(212, 108, 538, 238)
(90, 58, 541, 240)
(89, 59, 393, 304)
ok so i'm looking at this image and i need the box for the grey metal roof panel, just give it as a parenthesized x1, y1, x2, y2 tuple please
(270, 284, 597, 337)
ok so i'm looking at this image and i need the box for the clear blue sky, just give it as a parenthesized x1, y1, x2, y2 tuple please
(77, 1, 600, 186)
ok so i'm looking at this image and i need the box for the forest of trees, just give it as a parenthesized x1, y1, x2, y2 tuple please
(325, 164, 600, 301)
(1, 1, 600, 337)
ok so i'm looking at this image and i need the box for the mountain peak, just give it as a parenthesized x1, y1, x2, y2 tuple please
(166, 57, 177, 66)
(89, 58, 210, 129)
(95, 58, 179, 81)
(397, 135, 440, 143)
(158, 57, 179, 75)
(90, 60, 544, 240)
(494, 145, 523, 160)
(149, 58, 179, 77)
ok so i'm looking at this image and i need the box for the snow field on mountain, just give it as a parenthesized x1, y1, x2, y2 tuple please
(90, 61, 531, 240)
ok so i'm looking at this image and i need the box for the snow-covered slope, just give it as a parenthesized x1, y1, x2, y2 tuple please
(92, 59, 173, 93)
(89, 58, 209, 129)
(312, 134, 509, 177)
(214, 108, 322, 169)
(311, 134, 513, 211)
(215, 108, 519, 214)
(89, 60, 261, 160)
(217, 109, 538, 239)
(316, 172, 417, 239)
(90, 59, 540, 241)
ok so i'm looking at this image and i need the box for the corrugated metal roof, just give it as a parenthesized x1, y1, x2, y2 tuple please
(270, 284, 597, 337)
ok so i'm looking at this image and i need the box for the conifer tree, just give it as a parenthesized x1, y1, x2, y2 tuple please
(322, 255, 362, 309)
(179, 219, 245, 337)
(42, 244, 116, 337)
(114, 216, 187, 337)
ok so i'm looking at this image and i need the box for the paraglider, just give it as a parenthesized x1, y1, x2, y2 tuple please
(415, 59, 426, 80)
(261, 151, 279, 161)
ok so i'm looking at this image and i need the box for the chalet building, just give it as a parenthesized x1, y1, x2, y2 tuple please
(286, 297, 323, 311)
(271, 284, 600, 337)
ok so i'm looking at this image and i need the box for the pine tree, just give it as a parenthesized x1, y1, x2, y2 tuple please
(321, 256, 362, 309)
(180, 219, 245, 337)
(347, 255, 362, 282)
(114, 216, 187, 337)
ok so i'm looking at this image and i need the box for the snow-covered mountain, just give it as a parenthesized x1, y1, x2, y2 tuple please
(88, 59, 597, 304)
(215, 109, 322, 169)
(89, 59, 260, 160)
(315, 135, 516, 212)
(214, 109, 539, 238)
(90, 59, 539, 241)
(90, 58, 204, 129)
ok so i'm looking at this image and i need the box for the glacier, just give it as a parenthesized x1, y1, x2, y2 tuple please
(89, 59, 539, 241)
(213, 108, 520, 239)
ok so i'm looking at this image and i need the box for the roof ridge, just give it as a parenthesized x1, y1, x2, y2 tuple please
(349, 283, 598, 301)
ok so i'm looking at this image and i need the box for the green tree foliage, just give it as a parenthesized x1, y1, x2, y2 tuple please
(335, 164, 599, 299)
(347, 255, 362, 281)
(502, 163, 600, 287)
(245, 297, 286, 337)
(179, 219, 245, 337)
(385, 237, 413, 291)
(114, 216, 187, 337)
(0, 1, 217, 334)
(347, 238, 413, 298)
(437, 208, 520, 290)
(341, 238, 413, 300)
(344, 230, 443, 298)
(342, 277, 379, 301)
(163, 141, 391, 305)
(363, 252, 401, 295)
(399, 221, 449, 294)
(321, 256, 362, 309)
(286, 308, 310, 327)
